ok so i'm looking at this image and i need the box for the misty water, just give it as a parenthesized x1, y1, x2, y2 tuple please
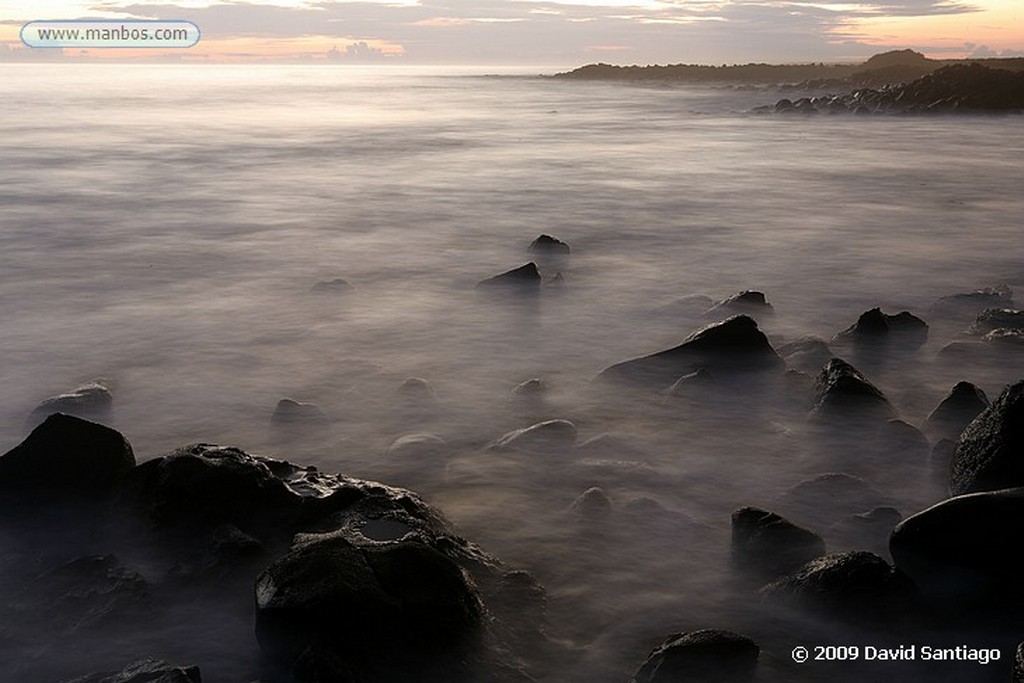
(2, 64, 1023, 681)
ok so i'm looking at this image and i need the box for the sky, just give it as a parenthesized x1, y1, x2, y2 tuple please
(0, 0, 1021, 65)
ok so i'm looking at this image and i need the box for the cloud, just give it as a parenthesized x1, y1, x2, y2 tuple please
(10, 0, 992, 63)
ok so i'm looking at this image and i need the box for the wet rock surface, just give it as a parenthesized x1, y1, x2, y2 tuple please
(811, 358, 895, 421)
(832, 307, 928, 349)
(597, 315, 783, 387)
(890, 487, 1024, 605)
(28, 381, 113, 428)
(924, 381, 989, 440)
(630, 629, 759, 683)
(61, 658, 202, 683)
(950, 380, 1024, 495)
(760, 64, 1024, 115)
(528, 234, 570, 255)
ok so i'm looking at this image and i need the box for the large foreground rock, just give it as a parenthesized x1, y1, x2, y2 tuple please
(597, 315, 783, 387)
(890, 487, 1024, 604)
(0, 413, 135, 502)
(950, 380, 1024, 495)
(630, 630, 759, 683)
(62, 658, 201, 683)
(762, 551, 916, 621)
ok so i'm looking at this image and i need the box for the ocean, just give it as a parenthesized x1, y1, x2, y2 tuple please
(1, 63, 1023, 681)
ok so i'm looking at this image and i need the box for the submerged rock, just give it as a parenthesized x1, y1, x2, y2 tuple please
(570, 486, 612, 519)
(312, 278, 352, 293)
(386, 433, 448, 458)
(934, 285, 1013, 314)
(731, 507, 825, 583)
(776, 473, 896, 528)
(923, 381, 989, 440)
(510, 378, 548, 398)
(811, 358, 895, 420)
(762, 551, 916, 620)
(477, 263, 542, 288)
(271, 398, 327, 424)
(0, 413, 135, 503)
(706, 290, 774, 318)
(950, 380, 1024, 495)
(890, 487, 1024, 604)
(29, 554, 150, 633)
(28, 381, 112, 427)
(828, 506, 902, 559)
(597, 315, 783, 387)
(489, 419, 578, 453)
(630, 629, 759, 683)
(777, 336, 833, 374)
(61, 658, 202, 683)
(528, 234, 570, 255)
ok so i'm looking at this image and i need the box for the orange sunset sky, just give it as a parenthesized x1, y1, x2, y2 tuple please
(0, 0, 1021, 65)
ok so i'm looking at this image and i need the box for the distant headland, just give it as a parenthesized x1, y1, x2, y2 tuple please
(554, 49, 1024, 88)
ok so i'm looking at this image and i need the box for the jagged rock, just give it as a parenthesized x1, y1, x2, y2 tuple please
(731, 507, 825, 582)
(312, 278, 352, 292)
(968, 308, 1024, 335)
(255, 534, 483, 679)
(528, 234, 570, 255)
(630, 630, 759, 683)
(811, 358, 895, 420)
(983, 328, 1024, 347)
(890, 487, 1024, 603)
(570, 487, 612, 519)
(950, 380, 1024, 495)
(61, 658, 201, 683)
(762, 551, 916, 620)
(706, 290, 774, 317)
(923, 381, 989, 440)
(386, 433, 448, 458)
(477, 263, 542, 288)
(272, 398, 327, 424)
(489, 419, 578, 453)
(597, 315, 783, 387)
(833, 308, 928, 348)
(28, 381, 112, 427)
(0, 414, 135, 502)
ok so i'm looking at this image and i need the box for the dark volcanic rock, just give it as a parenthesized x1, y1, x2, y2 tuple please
(890, 487, 1024, 603)
(762, 551, 916, 620)
(255, 534, 483, 679)
(597, 315, 783, 387)
(833, 308, 928, 348)
(731, 507, 825, 582)
(811, 358, 895, 420)
(923, 381, 989, 440)
(950, 380, 1024, 495)
(477, 263, 542, 288)
(1015, 642, 1024, 683)
(28, 381, 112, 427)
(528, 234, 570, 255)
(0, 413, 135, 502)
(630, 629, 759, 683)
(62, 658, 201, 683)
(967, 307, 1024, 335)
(766, 64, 1024, 114)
